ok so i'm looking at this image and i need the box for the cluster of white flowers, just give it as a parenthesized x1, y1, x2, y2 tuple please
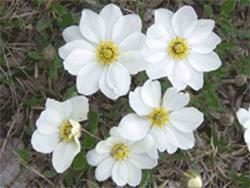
(30, 3, 249, 187)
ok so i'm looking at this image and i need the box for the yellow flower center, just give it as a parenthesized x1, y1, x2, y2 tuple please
(96, 41, 120, 65)
(111, 143, 130, 160)
(59, 120, 74, 143)
(149, 107, 169, 127)
(168, 37, 190, 61)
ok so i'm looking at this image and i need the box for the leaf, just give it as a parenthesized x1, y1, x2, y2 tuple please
(16, 148, 30, 162)
(221, 0, 237, 15)
(27, 51, 42, 60)
(139, 171, 153, 188)
(72, 153, 87, 171)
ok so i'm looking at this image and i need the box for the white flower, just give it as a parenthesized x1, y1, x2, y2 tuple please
(31, 96, 89, 173)
(115, 79, 204, 154)
(145, 6, 222, 90)
(59, 4, 147, 100)
(236, 107, 250, 151)
(86, 127, 157, 187)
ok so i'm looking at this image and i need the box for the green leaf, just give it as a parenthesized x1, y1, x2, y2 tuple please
(27, 51, 42, 60)
(221, 0, 237, 15)
(72, 153, 87, 171)
(139, 171, 153, 188)
(203, 4, 213, 17)
(16, 148, 30, 162)
(43, 170, 57, 178)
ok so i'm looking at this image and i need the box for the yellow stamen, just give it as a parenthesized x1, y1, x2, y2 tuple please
(59, 120, 74, 143)
(96, 41, 120, 65)
(167, 37, 190, 61)
(149, 107, 169, 127)
(111, 143, 129, 160)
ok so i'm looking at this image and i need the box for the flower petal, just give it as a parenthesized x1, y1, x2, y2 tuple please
(79, 9, 105, 43)
(112, 14, 142, 43)
(163, 87, 189, 111)
(146, 58, 174, 79)
(62, 26, 84, 42)
(169, 126, 195, 150)
(170, 107, 204, 133)
(191, 32, 221, 54)
(86, 149, 109, 166)
(95, 157, 115, 181)
(188, 51, 222, 72)
(99, 4, 122, 39)
(141, 80, 161, 108)
(76, 63, 103, 95)
(244, 128, 250, 144)
(45, 98, 72, 119)
(112, 161, 129, 186)
(237, 108, 250, 129)
(167, 71, 187, 91)
(129, 87, 152, 116)
(173, 61, 191, 82)
(52, 141, 80, 173)
(131, 135, 154, 153)
(154, 8, 175, 37)
(172, 6, 197, 37)
(119, 51, 147, 75)
(118, 113, 151, 141)
(130, 153, 157, 169)
(107, 63, 131, 99)
(68, 96, 89, 122)
(149, 127, 168, 152)
(185, 63, 204, 91)
(31, 130, 59, 154)
(119, 32, 145, 51)
(188, 19, 215, 43)
(96, 137, 119, 154)
(58, 40, 94, 60)
(64, 49, 95, 75)
(36, 109, 62, 134)
(162, 126, 178, 154)
(127, 161, 142, 186)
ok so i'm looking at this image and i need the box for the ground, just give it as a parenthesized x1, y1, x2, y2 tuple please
(0, 0, 250, 187)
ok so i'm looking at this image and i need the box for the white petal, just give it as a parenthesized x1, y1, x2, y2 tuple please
(130, 153, 157, 169)
(31, 130, 59, 154)
(99, 67, 118, 100)
(173, 61, 191, 82)
(52, 141, 80, 173)
(62, 26, 84, 42)
(119, 51, 147, 75)
(185, 63, 204, 91)
(141, 79, 161, 108)
(188, 19, 215, 43)
(107, 63, 131, 98)
(36, 109, 62, 134)
(112, 161, 129, 186)
(146, 58, 174, 79)
(76, 63, 103, 95)
(95, 157, 115, 181)
(131, 135, 154, 153)
(79, 9, 105, 43)
(169, 126, 195, 150)
(68, 96, 89, 122)
(119, 32, 145, 51)
(129, 87, 152, 116)
(167, 71, 187, 91)
(118, 113, 151, 141)
(112, 14, 142, 43)
(188, 51, 222, 72)
(146, 24, 170, 48)
(149, 128, 168, 152)
(144, 48, 167, 63)
(64, 49, 95, 75)
(236, 108, 250, 128)
(163, 87, 189, 111)
(99, 4, 122, 39)
(45, 98, 71, 119)
(172, 6, 197, 37)
(86, 149, 108, 166)
(244, 128, 250, 144)
(170, 107, 204, 133)
(127, 161, 142, 186)
(154, 8, 175, 37)
(191, 32, 221, 54)
(96, 137, 118, 154)
(58, 40, 94, 60)
(162, 126, 178, 154)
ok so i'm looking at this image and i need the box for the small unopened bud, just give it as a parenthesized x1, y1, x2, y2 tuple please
(42, 45, 56, 62)
(235, 74, 247, 87)
(182, 170, 202, 188)
(219, 112, 234, 126)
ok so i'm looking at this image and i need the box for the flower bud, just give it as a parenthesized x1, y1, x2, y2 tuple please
(219, 112, 234, 126)
(42, 45, 56, 62)
(182, 170, 202, 188)
(235, 74, 247, 87)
